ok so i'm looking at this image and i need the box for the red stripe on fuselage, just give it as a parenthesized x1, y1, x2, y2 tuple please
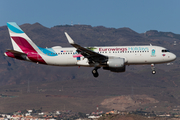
(11, 37, 46, 64)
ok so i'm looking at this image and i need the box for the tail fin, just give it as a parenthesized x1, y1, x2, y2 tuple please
(7, 22, 39, 53)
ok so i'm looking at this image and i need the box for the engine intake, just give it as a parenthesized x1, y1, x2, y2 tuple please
(104, 57, 125, 72)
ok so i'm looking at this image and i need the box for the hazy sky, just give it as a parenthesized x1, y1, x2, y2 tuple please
(1, 0, 180, 33)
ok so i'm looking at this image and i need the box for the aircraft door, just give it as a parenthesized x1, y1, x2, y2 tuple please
(151, 47, 156, 57)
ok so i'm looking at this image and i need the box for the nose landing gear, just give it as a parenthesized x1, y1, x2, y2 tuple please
(151, 64, 156, 74)
(92, 67, 100, 77)
(152, 70, 156, 74)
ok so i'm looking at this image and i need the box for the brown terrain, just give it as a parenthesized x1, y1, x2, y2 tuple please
(0, 23, 180, 113)
(101, 95, 159, 111)
(99, 114, 180, 120)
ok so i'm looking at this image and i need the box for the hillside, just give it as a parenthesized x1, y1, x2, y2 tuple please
(0, 23, 180, 113)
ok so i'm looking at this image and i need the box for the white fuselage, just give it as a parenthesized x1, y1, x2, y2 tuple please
(5, 22, 177, 77)
(37, 45, 176, 67)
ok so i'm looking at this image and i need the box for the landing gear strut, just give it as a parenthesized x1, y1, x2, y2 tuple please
(92, 67, 100, 77)
(151, 64, 156, 74)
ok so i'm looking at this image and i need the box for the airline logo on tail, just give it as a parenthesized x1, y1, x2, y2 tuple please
(6, 22, 46, 64)
(7, 22, 24, 33)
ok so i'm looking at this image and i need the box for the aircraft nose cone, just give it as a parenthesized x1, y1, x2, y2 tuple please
(172, 53, 176, 61)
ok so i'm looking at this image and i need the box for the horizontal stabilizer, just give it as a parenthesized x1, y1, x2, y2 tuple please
(6, 49, 27, 55)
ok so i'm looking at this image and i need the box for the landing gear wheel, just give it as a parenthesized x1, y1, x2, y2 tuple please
(152, 70, 156, 74)
(151, 64, 156, 75)
(92, 69, 99, 77)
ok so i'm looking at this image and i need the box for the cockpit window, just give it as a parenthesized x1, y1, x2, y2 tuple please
(162, 49, 170, 52)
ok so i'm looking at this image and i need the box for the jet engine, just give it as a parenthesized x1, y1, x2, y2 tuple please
(103, 57, 126, 72)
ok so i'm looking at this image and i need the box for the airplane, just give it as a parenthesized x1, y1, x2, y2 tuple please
(4, 22, 176, 77)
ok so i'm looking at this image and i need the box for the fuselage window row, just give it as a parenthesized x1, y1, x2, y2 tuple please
(45, 51, 150, 55)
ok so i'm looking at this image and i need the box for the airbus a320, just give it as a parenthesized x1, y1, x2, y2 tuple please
(4, 22, 176, 77)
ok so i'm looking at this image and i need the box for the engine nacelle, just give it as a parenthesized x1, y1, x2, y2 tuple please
(107, 57, 125, 68)
(104, 57, 126, 72)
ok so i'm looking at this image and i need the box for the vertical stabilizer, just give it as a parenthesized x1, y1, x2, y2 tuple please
(7, 22, 39, 53)
(6, 22, 46, 64)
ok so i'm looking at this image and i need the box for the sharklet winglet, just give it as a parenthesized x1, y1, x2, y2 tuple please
(64, 32, 75, 44)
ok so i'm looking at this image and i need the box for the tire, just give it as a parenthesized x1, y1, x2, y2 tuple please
(152, 70, 156, 74)
(92, 69, 97, 74)
(93, 72, 99, 77)
(92, 69, 99, 77)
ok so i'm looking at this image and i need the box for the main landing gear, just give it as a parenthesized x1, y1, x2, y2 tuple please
(92, 67, 100, 78)
(151, 64, 156, 74)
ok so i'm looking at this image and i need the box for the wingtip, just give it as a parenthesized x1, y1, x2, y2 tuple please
(64, 32, 74, 44)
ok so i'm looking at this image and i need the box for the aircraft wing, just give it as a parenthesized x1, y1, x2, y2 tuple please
(64, 32, 108, 64)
